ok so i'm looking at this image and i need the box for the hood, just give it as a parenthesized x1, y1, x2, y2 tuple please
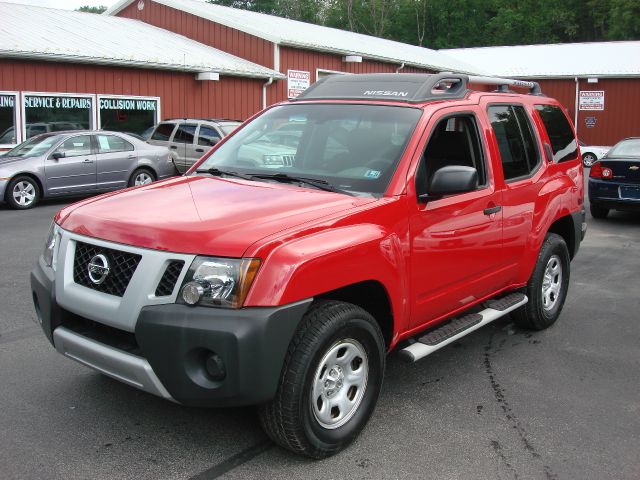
(0, 155, 32, 168)
(56, 176, 376, 257)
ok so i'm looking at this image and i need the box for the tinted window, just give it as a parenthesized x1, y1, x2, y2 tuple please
(53, 135, 92, 157)
(198, 126, 221, 146)
(416, 115, 487, 197)
(489, 105, 539, 181)
(535, 105, 577, 163)
(151, 123, 176, 141)
(96, 134, 134, 153)
(173, 124, 197, 144)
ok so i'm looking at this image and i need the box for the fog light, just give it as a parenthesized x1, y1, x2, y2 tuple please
(181, 281, 204, 305)
(205, 352, 226, 381)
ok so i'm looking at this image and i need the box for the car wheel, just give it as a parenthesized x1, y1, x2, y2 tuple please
(582, 153, 597, 167)
(128, 168, 156, 187)
(590, 204, 609, 219)
(6, 176, 40, 209)
(259, 300, 385, 459)
(513, 233, 570, 330)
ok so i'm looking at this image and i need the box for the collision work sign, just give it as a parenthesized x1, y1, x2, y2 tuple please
(287, 70, 310, 99)
(579, 91, 605, 111)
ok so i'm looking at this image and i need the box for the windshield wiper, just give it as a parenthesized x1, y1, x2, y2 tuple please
(249, 173, 353, 196)
(195, 167, 255, 181)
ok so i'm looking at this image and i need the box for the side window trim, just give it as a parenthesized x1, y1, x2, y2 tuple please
(487, 103, 542, 183)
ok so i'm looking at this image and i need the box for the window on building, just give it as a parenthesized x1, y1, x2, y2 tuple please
(173, 124, 197, 144)
(534, 105, 578, 163)
(488, 105, 540, 181)
(96, 134, 134, 154)
(0, 93, 18, 146)
(98, 97, 159, 135)
(52, 135, 92, 158)
(150, 122, 176, 141)
(197, 126, 222, 146)
(23, 94, 93, 140)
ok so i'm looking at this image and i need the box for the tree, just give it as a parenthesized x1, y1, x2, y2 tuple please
(76, 5, 107, 14)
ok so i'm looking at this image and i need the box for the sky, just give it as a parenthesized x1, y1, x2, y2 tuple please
(8, 0, 116, 9)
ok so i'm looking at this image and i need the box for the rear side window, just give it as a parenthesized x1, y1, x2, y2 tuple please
(96, 135, 134, 153)
(535, 105, 578, 163)
(488, 105, 540, 181)
(173, 124, 197, 144)
(151, 123, 175, 141)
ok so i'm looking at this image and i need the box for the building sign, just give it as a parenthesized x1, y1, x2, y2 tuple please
(585, 117, 597, 128)
(23, 94, 93, 139)
(24, 95, 91, 109)
(0, 93, 18, 145)
(287, 69, 310, 99)
(0, 95, 15, 108)
(579, 91, 605, 111)
(98, 96, 159, 135)
(99, 98, 157, 111)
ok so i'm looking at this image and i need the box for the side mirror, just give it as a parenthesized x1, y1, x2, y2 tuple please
(420, 165, 478, 201)
(51, 151, 65, 160)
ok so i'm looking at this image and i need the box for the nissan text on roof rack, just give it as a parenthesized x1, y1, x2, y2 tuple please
(31, 73, 586, 458)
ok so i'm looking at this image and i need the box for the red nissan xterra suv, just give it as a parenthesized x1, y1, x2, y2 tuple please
(31, 73, 586, 458)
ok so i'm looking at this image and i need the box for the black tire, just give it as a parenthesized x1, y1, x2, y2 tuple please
(590, 204, 609, 219)
(512, 233, 570, 330)
(582, 153, 597, 167)
(5, 175, 40, 209)
(128, 168, 156, 187)
(259, 300, 385, 459)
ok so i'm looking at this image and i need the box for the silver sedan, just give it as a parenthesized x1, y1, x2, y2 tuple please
(0, 131, 176, 209)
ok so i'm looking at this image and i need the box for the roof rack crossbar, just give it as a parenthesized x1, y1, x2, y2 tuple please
(468, 75, 542, 95)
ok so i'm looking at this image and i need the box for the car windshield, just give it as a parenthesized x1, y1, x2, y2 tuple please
(195, 104, 422, 196)
(607, 139, 640, 158)
(5, 135, 63, 158)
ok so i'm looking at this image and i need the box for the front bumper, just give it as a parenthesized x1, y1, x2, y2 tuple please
(31, 259, 312, 407)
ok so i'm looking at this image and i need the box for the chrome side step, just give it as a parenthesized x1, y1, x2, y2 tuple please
(399, 292, 528, 363)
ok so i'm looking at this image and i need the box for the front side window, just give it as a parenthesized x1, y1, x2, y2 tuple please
(52, 135, 92, 158)
(96, 134, 134, 154)
(151, 123, 176, 141)
(535, 104, 578, 163)
(173, 124, 197, 144)
(488, 105, 540, 181)
(196, 104, 422, 196)
(23, 94, 92, 140)
(0, 93, 18, 145)
(98, 97, 158, 135)
(197, 126, 221, 146)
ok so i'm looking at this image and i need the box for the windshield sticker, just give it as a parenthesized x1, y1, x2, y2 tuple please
(364, 169, 381, 179)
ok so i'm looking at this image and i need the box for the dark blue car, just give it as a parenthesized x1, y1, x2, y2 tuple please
(588, 137, 640, 219)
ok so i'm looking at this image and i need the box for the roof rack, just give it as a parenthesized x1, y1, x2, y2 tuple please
(293, 73, 543, 103)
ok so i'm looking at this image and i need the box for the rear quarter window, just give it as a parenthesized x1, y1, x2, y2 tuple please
(535, 105, 578, 163)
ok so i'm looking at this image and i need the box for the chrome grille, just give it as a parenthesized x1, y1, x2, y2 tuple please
(73, 242, 141, 297)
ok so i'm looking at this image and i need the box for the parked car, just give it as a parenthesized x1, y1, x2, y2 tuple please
(579, 140, 610, 167)
(32, 74, 585, 459)
(0, 131, 175, 209)
(147, 118, 241, 173)
(588, 137, 640, 218)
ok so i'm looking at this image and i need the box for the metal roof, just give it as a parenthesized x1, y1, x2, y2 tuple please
(443, 42, 640, 79)
(106, 0, 486, 75)
(0, 2, 284, 79)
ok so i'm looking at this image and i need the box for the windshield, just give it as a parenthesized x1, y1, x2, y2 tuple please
(607, 139, 640, 158)
(195, 104, 422, 195)
(5, 135, 62, 158)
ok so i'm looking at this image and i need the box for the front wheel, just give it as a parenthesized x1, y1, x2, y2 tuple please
(6, 176, 40, 209)
(513, 233, 570, 330)
(259, 300, 385, 458)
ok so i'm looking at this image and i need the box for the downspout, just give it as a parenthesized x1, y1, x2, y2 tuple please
(263, 76, 274, 109)
(396, 62, 405, 73)
(574, 77, 580, 136)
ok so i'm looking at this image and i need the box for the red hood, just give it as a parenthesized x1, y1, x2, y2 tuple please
(56, 176, 375, 257)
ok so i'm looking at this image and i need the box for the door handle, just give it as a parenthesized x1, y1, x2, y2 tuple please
(127, 155, 135, 159)
(484, 205, 502, 215)
(82, 158, 94, 164)
(195, 148, 204, 153)
(170, 146, 177, 149)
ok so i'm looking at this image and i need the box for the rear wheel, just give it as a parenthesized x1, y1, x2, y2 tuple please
(259, 300, 385, 458)
(590, 204, 609, 219)
(582, 153, 597, 167)
(128, 168, 156, 187)
(513, 233, 570, 330)
(6, 176, 40, 209)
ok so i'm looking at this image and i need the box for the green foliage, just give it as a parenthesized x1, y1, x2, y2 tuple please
(76, 5, 107, 14)
(207, 0, 640, 47)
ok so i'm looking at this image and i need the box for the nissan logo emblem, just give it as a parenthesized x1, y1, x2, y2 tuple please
(87, 254, 111, 285)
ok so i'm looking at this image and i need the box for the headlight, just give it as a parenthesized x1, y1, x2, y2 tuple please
(178, 257, 260, 308)
(42, 222, 58, 269)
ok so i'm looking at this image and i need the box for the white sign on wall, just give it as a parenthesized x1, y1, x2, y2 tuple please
(287, 69, 310, 99)
(579, 91, 605, 111)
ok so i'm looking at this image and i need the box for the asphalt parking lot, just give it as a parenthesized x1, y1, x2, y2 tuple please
(1, 181, 639, 480)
